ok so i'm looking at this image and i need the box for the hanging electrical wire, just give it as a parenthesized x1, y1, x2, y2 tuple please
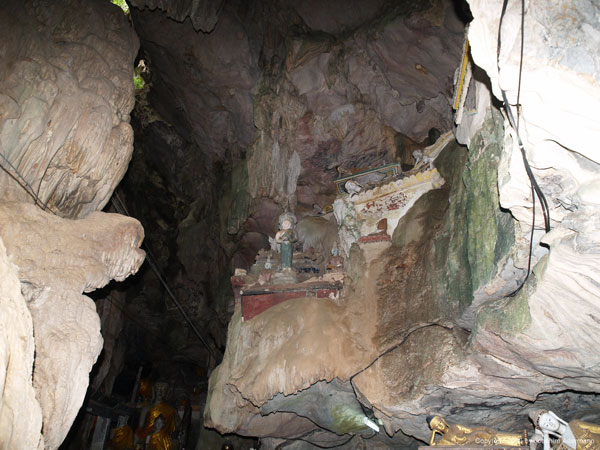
(0, 150, 57, 214)
(0, 144, 221, 362)
(111, 192, 222, 363)
(496, 0, 551, 295)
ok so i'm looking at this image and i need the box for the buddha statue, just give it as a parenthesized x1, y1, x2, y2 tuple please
(427, 415, 528, 447)
(326, 242, 343, 272)
(135, 382, 176, 450)
(108, 416, 134, 450)
(148, 414, 172, 450)
(530, 410, 600, 450)
(138, 378, 153, 403)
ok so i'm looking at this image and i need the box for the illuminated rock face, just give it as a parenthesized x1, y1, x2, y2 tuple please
(0, 0, 138, 218)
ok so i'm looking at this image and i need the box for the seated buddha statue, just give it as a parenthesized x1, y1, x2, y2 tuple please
(148, 414, 172, 450)
(108, 416, 134, 450)
(135, 382, 176, 450)
(427, 415, 528, 447)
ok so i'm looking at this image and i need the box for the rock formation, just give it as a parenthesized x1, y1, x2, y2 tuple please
(0, 238, 43, 450)
(0, 0, 139, 218)
(0, 0, 143, 448)
(0, 204, 145, 449)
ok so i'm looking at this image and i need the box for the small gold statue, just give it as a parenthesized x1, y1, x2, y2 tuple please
(107, 416, 134, 450)
(135, 382, 176, 450)
(138, 378, 153, 402)
(427, 415, 528, 447)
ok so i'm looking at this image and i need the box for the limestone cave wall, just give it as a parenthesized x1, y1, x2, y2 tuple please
(0, 1, 144, 448)
(0, 0, 139, 218)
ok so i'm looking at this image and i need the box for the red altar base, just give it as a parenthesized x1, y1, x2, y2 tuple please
(358, 233, 391, 243)
(239, 281, 341, 321)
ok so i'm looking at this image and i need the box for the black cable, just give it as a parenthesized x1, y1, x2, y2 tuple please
(496, 0, 551, 295)
(0, 150, 57, 214)
(500, 89, 551, 233)
(111, 193, 222, 363)
(516, 0, 525, 132)
(497, 0, 550, 233)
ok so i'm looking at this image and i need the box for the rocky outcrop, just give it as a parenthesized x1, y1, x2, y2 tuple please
(0, 1, 144, 448)
(204, 246, 382, 445)
(464, 0, 600, 414)
(0, 237, 43, 450)
(0, 203, 145, 449)
(0, 0, 139, 218)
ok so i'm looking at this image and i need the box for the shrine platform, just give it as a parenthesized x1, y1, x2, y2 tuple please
(235, 279, 343, 321)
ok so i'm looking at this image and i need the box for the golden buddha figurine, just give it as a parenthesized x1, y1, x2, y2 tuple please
(570, 420, 600, 450)
(427, 415, 528, 447)
(139, 378, 154, 403)
(108, 416, 134, 450)
(148, 415, 172, 450)
(530, 410, 600, 450)
(135, 382, 176, 450)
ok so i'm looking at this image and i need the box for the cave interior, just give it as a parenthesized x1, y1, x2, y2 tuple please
(1, 0, 600, 449)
